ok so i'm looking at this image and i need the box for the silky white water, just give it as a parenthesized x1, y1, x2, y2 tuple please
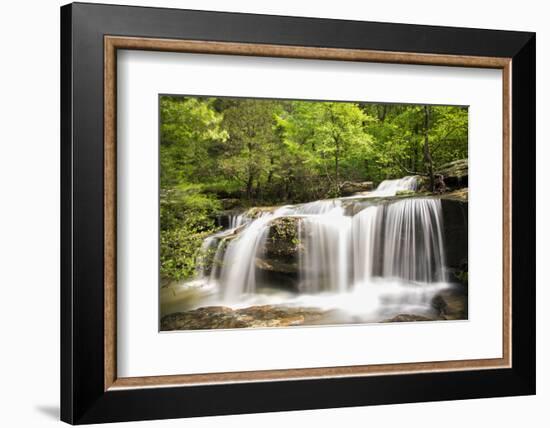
(168, 176, 454, 321)
(368, 175, 419, 197)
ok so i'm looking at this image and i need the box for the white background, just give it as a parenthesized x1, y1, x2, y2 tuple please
(118, 51, 503, 377)
(0, 0, 546, 427)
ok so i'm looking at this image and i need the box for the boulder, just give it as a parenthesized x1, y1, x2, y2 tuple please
(436, 159, 468, 189)
(431, 287, 468, 320)
(256, 216, 302, 290)
(262, 217, 302, 260)
(339, 181, 374, 196)
(245, 206, 277, 219)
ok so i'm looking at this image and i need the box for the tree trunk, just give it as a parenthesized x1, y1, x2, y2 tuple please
(423, 105, 434, 192)
(246, 141, 254, 200)
(246, 173, 254, 200)
(267, 156, 274, 184)
(334, 135, 340, 194)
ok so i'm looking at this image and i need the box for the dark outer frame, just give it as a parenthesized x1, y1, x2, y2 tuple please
(61, 2, 535, 424)
(104, 36, 512, 389)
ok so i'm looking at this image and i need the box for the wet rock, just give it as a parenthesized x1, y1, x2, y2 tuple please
(442, 188, 468, 202)
(160, 305, 327, 330)
(256, 216, 302, 290)
(436, 159, 468, 189)
(255, 257, 299, 275)
(395, 189, 417, 196)
(263, 217, 302, 259)
(245, 206, 277, 218)
(440, 197, 468, 271)
(431, 287, 468, 320)
(340, 181, 374, 196)
(384, 314, 435, 322)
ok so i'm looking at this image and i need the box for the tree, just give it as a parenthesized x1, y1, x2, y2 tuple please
(280, 101, 373, 196)
(221, 100, 280, 200)
(423, 105, 435, 191)
(160, 96, 228, 187)
(363, 103, 468, 185)
(428, 105, 468, 166)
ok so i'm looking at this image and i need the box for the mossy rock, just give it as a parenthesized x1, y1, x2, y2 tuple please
(437, 159, 468, 178)
(395, 189, 417, 197)
(436, 159, 468, 188)
(263, 217, 302, 260)
(255, 217, 302, 289)
(441, 188, 468, 202)
(339, 181, 374, 196)
(245, 206, 277, 219)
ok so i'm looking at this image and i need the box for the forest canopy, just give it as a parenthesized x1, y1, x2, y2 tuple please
(159, 95, 468, 281)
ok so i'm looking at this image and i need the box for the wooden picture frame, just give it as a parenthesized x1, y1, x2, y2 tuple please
(61, 2, 535, 424)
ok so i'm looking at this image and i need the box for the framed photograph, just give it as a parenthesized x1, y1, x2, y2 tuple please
(61, 2, 535, 424)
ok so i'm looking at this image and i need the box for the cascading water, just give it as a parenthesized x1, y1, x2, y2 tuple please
(218, 213, 275, 301)
(352, 205, 380, 285)
(298, 203, 352, 293)
(381, 199, 447, 282)
(228, 214, 247, 229)
(367, 175, 418, 197)
(183, 175, 454, 320)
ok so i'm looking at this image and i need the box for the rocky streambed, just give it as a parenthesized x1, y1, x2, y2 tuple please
(160, 285, 467, 330)
(161, 305, 329, 330)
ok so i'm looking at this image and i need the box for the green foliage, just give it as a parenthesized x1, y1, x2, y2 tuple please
(160, 227, 211, 281)
(361, 104, 468, 182)
(265, 217, 302, 259)
(218, 99, 283, 199)
(455, 270, 468, 285)
(160, 189, 221, 231)
(278, 101, 373, 195)
(270, 217, 299, 244)
(160, 96, 228, 187)
(395, 189, 417, 197)
(160, 189, 221, 280)
(201, 180, 244, 198)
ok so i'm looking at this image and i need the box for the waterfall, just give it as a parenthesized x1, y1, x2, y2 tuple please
(299, 205, 352, 293)
(217, 213, 276, 301)
(195, 175, 449, 303)
(369, 176, 419, 197)
(228, 213, 247, 229)
(352, 206, 381, 284)
(297, 198, 446, 292)
(287, 199, 341, 215)
(381, 199, 447, 282)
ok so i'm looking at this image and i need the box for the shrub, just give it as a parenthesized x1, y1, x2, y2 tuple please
(160, 188, 221, 281)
